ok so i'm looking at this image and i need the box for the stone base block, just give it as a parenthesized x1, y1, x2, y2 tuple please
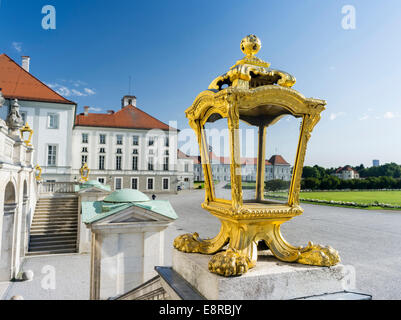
(172, 249, 350, 300)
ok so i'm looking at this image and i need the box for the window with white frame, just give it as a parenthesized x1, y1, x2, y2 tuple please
(99, 147, 105, 153)
(116, 156, 122, 170)
(164, 136, 169, 147)
(133, 135, 139, 146)
(162, 178, 169, 190)
(81, 155, 88, 167)
(47, 145, 57, 166)
(148, 136, 155, 146)
(99, 155, 105, 170)
(116, 135, 123, 145)
(131, 178, 138, 190)
(21, 112, 27, 124)
(82, 133, 89, 144)
(97, 177, 105, 185)
(132, 156, 138, 171)
(115, 178, 122, 190)
(133, 149, 138, 155)
(48, 113, 59, 129)
(99, 134, 106, 144)
(184, 163, 189, 172)
(82, 147, 88, 153)
(148, 157, 154, 171)
(163, 157, 169, 171)
(147, 178, 154, 190)
(116, 148, 123, 154)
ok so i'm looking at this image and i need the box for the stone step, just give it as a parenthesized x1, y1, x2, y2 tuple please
(31, 222, 78, 228)
(35, 206, 78, 211)
(30, 234, 77, 241)
(29, 243, 76, 251)
(26, 248, 77, 256)
(33, 216, 78, 221)
(30, 239, 76, 247)
(30, 227, 78, 233)
(36, 201, 78, 204)
(29, 231, 77, 236)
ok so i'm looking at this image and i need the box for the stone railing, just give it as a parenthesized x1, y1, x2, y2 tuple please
(38, 182, 79, 194)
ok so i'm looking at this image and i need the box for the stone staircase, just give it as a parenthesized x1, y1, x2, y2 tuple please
(27, 196, 79, 256)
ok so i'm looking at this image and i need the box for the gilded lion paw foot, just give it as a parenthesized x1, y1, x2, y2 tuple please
(173, 233, 202, 253)
(297, 242, 340, 266)
(208, 249, 253, 277)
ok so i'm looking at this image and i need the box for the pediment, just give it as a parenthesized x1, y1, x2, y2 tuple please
(93, 204, 171, 227)
(78, 186, 110, 194)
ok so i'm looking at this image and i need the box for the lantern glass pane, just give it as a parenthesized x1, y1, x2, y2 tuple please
(263, 115, 302, 204)
(203, 116, 231, 201)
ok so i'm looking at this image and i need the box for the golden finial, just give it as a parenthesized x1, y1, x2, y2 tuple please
(240, 34, 261, 56)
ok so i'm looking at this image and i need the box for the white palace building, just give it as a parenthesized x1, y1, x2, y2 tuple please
(0, 54, 193, 193)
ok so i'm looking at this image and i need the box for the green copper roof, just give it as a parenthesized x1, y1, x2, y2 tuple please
(104, 189, 150, 203)
(82, 197, 178, 224)
(75, 180, 111, 192)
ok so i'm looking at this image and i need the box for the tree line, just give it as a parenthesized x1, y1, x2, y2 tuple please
(301, 163, 401, 190)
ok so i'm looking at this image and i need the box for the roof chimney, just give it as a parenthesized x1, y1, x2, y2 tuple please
(122, 95, 136, 109)
(107, 110, 115, 115)
(84, 106, 89, 116)
(21, 56, 30, 72)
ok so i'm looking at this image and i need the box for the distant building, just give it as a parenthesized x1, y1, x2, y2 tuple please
(0, 54, 77, 182)
(373, 160, 380, 167)
(192, 153, 292, 182)
(333, 166, 360, 180)
(177, 150, 194, 190)
(72, 95, 179, 193)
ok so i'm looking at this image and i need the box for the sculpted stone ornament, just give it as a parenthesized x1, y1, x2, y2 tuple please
(174, 35, 340, 277)
(6, 99, 24, 138)
(0, 88, 5, 108)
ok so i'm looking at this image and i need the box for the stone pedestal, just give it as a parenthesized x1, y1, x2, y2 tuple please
(172, 249, 352, 300)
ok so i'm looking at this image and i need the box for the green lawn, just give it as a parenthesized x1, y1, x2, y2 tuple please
(194, 181, 220, 189)
(266, 190, 401, 210)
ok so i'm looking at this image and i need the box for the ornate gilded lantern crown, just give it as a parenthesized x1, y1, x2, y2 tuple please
(174, 35, 340, 277)
(209, 34, 295, 91)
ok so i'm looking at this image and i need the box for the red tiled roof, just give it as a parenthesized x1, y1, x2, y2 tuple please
(268, 155, 290, 165)
(0, 54, 75, 105)
(336, 166, 357, 173)
(177, 149, 192, 159)
(75, 105, 174, 131)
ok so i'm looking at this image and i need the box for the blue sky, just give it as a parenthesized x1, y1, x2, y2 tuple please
(1, 0, 401, 168)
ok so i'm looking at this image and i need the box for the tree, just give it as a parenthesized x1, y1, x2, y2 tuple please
(265, 179, 290, 191)
(301, 177, 320, 190)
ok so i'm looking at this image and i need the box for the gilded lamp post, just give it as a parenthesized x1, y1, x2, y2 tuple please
(174, 35, 340, 277)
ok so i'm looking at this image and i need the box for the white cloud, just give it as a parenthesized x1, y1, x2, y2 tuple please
(90, 107, 102, 112)
(329, 112, 346, 120)
(71, 89, 85, 97)
(12, 42, 22, 52)
(359, 114, 369, 121)
(84, 88, 96, 95)
(46, 82, 96, 97)
(383, 111, 395, 119)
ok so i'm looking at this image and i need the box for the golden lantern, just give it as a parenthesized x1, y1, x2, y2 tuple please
(80, 163, 90, 182)
(34, 164, 42, 181)
(20, 122, 33, 147)
(174, 35, 340, 276)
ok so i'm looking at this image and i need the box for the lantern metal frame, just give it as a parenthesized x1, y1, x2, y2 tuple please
(174, 35, 340, 276)
(80, 163, 90, 182)
(34, 164, 42, 181)
(20, 122, 33, 147)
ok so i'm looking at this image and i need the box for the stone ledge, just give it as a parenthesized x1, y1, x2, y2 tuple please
(172, 249, 350, 300)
